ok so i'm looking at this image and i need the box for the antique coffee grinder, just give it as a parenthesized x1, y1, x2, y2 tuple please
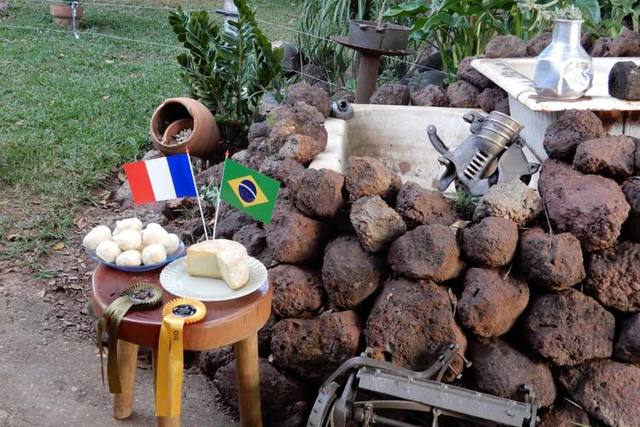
(427, 111, 540, 196)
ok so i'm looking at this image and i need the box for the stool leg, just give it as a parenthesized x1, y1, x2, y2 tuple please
(113, 340, 139, 420)
(152, 348, 181, 427)
(234, 333, 263, 427)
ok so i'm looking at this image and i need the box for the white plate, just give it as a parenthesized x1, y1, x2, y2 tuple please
(159, 257, 267, 302)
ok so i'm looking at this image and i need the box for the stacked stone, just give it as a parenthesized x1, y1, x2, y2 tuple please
(196, 87, 640, 426)
(371, 29, 640, 113)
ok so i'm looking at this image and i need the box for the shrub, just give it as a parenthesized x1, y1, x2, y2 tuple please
(169, 1, 282, 146)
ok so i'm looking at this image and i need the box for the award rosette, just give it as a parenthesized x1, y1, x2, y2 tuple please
(97, 282, 163, 393)
(156, 298, 206, 417)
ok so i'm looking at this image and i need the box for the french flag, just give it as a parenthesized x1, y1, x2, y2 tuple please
(124, 153, 197, 205)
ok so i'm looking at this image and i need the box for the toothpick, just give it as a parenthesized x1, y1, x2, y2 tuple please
(186, 149, 209, 240)
(212, 151, 230, 240)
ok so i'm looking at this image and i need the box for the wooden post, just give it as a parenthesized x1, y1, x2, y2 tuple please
(152, 348, 181, 427)
(113, 340, 139, 420)
(355, 54, 382, 104)
(234, 333, 263, 427)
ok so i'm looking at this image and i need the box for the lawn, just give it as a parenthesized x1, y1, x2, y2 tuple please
(0, 0, 299, 261)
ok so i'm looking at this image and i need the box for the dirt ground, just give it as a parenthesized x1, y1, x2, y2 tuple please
(0, 183, 238, 427)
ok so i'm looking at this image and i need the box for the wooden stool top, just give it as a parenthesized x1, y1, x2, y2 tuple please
(91, 264, 272, 350)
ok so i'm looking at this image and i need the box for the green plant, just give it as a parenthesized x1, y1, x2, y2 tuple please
(169, 1, 283, 146)
(600, 0, 640, 35)
(452, 190, 479, 220)
(386, 0, 600, 78)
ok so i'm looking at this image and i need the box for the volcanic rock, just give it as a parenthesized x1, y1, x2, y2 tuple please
(285, 82, 331, 117)
(559, 360, 640, 427)
(543, 110, 604, 160)
(258, 314, 277, 357)
(410, 84, 449, 107)
(216, 208, 255, 239)
(477, 87, 509, 114)
(345, 156, 396, 202)
(473, 180, 543, 226)
(290, 168, 345, 219)
(539, 159, 630, 251)
(614, 313, 640, 363)
(370, 83, 410, 105)
(265, 206, 330, 264)
(458, 268, 529, 337)
(214, 359, 312, 427)
(388, 224, 464, 282)
(446, 80, 480, 108)
(248, 121, 271, 142)
(269, 102, 327, 161)
(517, 227, 585, 291)
(590, 36, 613, 57)
(573, 135, 636, 180)
(322, 235, 387, 309)
(232, 223, 266, 256)
(457, 56, 492, 88)
(622, 177, 640, 241)
(395, 181, 458, 228)
(609, 28, 640, 57)
(485, 35, 527, 58)
(271, 311, 361, 382)
(350, 196, 406, 253)
(523, 289, 615, 366)
(258, 157, 304, 186)
(200, 346, 234, 378)
(538, 401, 592, 427)
(609, 61, 640, 101)
(471, 338, 556, 407)
(366, 278, 467, 378)
(526, 32, 552, 57)
(586, 241, 640, 312)
(461, 217, 518, 267)
(269, 265, 324, 318)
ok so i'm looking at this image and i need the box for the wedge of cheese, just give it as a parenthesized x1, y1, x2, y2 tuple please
(187, 239, 250, 290)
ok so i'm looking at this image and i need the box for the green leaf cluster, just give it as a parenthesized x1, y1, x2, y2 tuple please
(169, 1, 282, 146)
(600, 0, 640, 35)
(385, 0, 602, 78)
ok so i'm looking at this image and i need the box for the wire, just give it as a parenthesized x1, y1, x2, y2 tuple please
(0, 23, 184, 49)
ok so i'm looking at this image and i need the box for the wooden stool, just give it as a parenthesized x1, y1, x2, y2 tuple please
(91, 265, 272, 427)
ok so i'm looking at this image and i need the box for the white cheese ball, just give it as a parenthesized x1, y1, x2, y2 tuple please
(113, 229, 142, 251)
(113, 217, 143, 236)
(162, 233, 181, 255)
(115, 250, 142, 267)
(82, 225, 112, 251)
(142, 223, 169, 246)
(141, 244, 167, 265)
(96, 240, 122, 263)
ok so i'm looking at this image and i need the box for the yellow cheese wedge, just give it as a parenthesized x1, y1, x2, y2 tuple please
(187, 239, 249, 290)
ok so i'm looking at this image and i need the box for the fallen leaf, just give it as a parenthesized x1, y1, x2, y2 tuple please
(6, 233, 21, 241)
(52, 241, 65, 251)
(105, 59, 114, 64)
(102, 95, 110, 101)
(117, 169, 127, 182)
(74, 216, 88, 229)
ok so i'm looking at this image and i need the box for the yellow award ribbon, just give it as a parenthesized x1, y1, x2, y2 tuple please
(156, 298, 206, 418)
(97, 282, 163, 393)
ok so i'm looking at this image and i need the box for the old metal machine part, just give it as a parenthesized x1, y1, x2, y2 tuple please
(307, 345, 538, 427)
(331, 99, 355, 120)
(427, 111, 540, 196)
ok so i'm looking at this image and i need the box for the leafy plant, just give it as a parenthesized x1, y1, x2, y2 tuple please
(600, 0, 640, 35)
(169, 1, 282, 146)
(386, 0, 600, 78)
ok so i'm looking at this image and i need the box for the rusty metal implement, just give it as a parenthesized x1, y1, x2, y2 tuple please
(307, 344, 538, 427)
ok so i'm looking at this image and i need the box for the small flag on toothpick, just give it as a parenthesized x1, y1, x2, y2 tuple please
(124, 153, 197, 205)
(219, 158, 280, 224)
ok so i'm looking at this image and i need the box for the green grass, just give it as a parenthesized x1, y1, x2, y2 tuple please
(0, 0, 299, 261)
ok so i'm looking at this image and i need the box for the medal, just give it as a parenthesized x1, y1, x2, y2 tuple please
(156, 298, 206, 417)
(97, 282, 163, 393)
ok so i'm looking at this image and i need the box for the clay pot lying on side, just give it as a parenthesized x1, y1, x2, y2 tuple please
(150, 98, 221, 158)
(49, 3, 84, 27)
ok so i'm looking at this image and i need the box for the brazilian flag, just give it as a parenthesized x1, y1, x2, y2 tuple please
(220, 159, 281, 224)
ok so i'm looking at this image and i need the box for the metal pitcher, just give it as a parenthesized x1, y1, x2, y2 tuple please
(534, 19, 594, 99)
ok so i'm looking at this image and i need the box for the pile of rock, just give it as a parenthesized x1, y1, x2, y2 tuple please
(370, 29, 640, 115)
(123, 85, 639, 426)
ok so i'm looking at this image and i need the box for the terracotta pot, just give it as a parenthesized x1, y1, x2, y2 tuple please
(150, 97, 221, 158)
(49, 4, 84, 27)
